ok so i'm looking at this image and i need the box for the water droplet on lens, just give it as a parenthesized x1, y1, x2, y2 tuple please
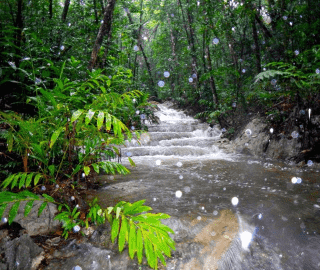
(291, 131, 299, 138)
(197, 216, 201, 220)
(263, 68, 266, 71)
(258, 213, 262, 219)
(175, 190, 182, 198)
(171, 13, 174, 17)
(126, 152, 132, 157)
(158, 80, 165, 87)
(136, 110, 140, 114)
(131, 126, 135, 130)
(294, 50, 299, 55)
(1, 217, 8, 223)
(245, 129, 252, 136)
(71, 196, 75, 201)
(153, 197, 157, 201)
(192, 73, 197, 79)
(156, 160, 161, 165)
(73, 225, 80, 233)
(179, 175, 183, 179)
(291, 177, 297, 184)
(164, 71, 170, 78)
(184, 186, 190, 193)
(307, 160, 313, 166)
(188, 77, 193, 83)
(60, 45, 65, 50)
(73, 266, 82, 270)
(232, 102, 236, 108)
(270, 128, 274, 133)
(213, 210, 218, 216)
(176, 162, 182, 167)
(212, 37, 219, 44)
(101, 20, 104, 24)
(271, 79, 277, 85)
(231, 197, 239, 206)
(296, 177, 302, 184)
(289, 21, 293, 26)
(316, 68, 320, 74)
(283, 16, 287, 20)
(41, 186, 46, 191)
(134, 45, 139, 51)
(242, 69, 246, 73)
(223, 187, 226, 191)
(240, 231, 252, 249)
(35, 78, 42, 85)
(221, 128, 226, 133)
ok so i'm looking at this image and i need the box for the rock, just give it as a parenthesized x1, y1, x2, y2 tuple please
(231, 118, 301, 160)
(2, 199, 60, 236)
(0, 234, 43, 270)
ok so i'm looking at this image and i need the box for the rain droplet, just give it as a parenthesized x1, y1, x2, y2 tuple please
(197, 216, 201, 220)
(163, 71, 170, 78)
(126, 152, 132, 157)
(291, 177, 297, 184)
(296, 177, 302, 184)
(223, 187, 226, 191)
(71, 196, 75, 201)
(136, 110, 140, 115)
(35, 78, 42, 85)
(263, 68, 266, 71)
(60, 45, 65, 50)
(22, 57, 30, 61)
(232, 102, 236, 108)
(231, 197, 239, 206)
(289, 21, 293, 26)
(75, 204, 79, 208)
(299, 110, 305, 115)
(212, 37, 219, 45)
(240, 231, 252, 249)
(8, 61, 16, 69)
(100, 20, 104, 24)
(68, 22, 71, 27)
(73, 225, 81, 233)
(176, 161, 182, 167)
(307, 160, 313, 167)
(41, 186, 46, 191)
(232, 27, 235, 31)
(271, 79, 277, 85)
(192, 73, 197, 79)
(291, 131, 299, 138)
(156, 160, 161, 165)
(239, 59, 243, 62)
(55, 184, 59, 188)
(270, 128, 274, 133)
(131, 126, 135, 130)
(245, 129, 252, 136)
(158, 80, 165, 87)
(82, 173, 85, 178)
(316, 68, 320, 74)
(258, 213, 262, 219)
(1, 217, 8, 223)
(179, 175, 183, 179)
(171, 13, 174, 17)
(140, 114, 146, 120)
(242, 69, 246, 73)
(213, 210, 218, 216)
(283, 15, 288, 20)
(184, 186, 191, 193)
(294, 50, 299, 55)
(308, 108, 311, 119)
(133, 45, 139, 51)
(188, 77, 193, 83)
(197, 1, 200, 6)
(175, 190, 182, 198)
(153, 198, 157, 201)
(73, 265, 82, 270)
(221, 128, 226, 133)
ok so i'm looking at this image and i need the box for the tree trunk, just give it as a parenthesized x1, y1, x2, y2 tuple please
(49, 0, 53, 19)
(61, 0, 71, 22)
(167, 14, 177, 95)
(15, 0, 24, 65)
(252, 18, 261, 73)
(205, 44, 218, 105)
(124, 3, 155, 88)
(88, 0, 117, 71)
(93, 0, 99, 24)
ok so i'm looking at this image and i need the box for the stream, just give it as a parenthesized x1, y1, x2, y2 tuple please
(96, 102, 320, 270)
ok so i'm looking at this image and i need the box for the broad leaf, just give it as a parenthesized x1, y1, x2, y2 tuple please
(71, 109, 83, 123)
(84, 166, 90, 176)
(24, 200, 35, 217)
(50, 127, 64, 148)
(85, 110, 95, 125)
(111, 217, 120, 243)
(118, 216, 128, 252)
(8, 201, 20, 225)
(97, 111, 104, 130)
(38, 202, 48, 217)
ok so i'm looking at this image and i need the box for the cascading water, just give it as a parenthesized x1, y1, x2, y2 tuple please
(96, 102, 320, 270)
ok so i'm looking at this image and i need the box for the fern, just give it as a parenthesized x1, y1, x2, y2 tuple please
(0, 190, 55, 225)
(101, 200, 175, 269)
(253, 70, 293, 84)
(1, 172, 44, 190)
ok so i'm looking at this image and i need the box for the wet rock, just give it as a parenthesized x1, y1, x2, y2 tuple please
(231, 118, 301, 160)
(0, 234, 43, 270)
(2, 199, 60, 236)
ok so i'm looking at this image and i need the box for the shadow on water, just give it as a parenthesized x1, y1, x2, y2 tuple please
(95, 102, 320, 270)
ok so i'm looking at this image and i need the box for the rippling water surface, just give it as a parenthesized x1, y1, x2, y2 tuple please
(97, 102, 320, 270)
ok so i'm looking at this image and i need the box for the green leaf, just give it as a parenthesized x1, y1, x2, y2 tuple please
(34, 174, 42, 186)
(0, 204, 8, 219)
(38, 202, 48, 217)
(111, 217, 120, 243)
(92, 163, 100, 174)
(71, 109, 83, 123)
(24, 200, 34, 217)
(48, 165, 55, 177)
(42, 194, 55, 203)
(1, 174, 15, 189)
(25, 173, 35, 187)
(145, 236, 156, 269)
(128, 157, 136, 167)
(50, 127, 65, 148)
(136, 228, 143, 264)
(129, 221, 137, 259)
(84, 166, 90, 176)
(11, 173, 21, 189)
(7, 132, 13, 152)
(18, 173, 27, 189)
(118, 216, 128, 252)
(97, 111, 104, 130)
(116, 207, 121, 219)
(8, 201, 20, 225)
(85, 110, 95, 125)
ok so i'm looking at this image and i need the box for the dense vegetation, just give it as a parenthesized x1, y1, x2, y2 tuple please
(0, 0, 320, 268)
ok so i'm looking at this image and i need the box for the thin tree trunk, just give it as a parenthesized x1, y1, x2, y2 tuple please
(49, 0, 53, 19)
(93, 0, 99, 24)
(88, 0, 117, 71)
(167, 14, 177, 95)
(252, 18, 261, 73)
(15, 0, 23, 65)
(61, 0, 71, 22)
(124, 3, 155, 87)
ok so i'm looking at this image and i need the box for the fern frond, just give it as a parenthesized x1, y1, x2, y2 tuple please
(1, 172, 44, 190)
(0, 190, 56, 225)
